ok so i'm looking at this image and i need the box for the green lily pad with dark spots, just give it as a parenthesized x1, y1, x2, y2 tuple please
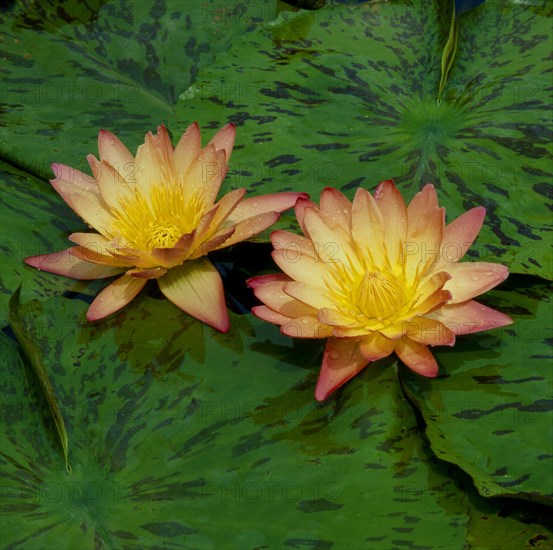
(171, 0, 553, 279)
(401, 276, 553, 505)
(0, 161, 108, 325)
(2, 292, 552, 547)
(0, 0, 274, 180)
(1, 0, 553, 546)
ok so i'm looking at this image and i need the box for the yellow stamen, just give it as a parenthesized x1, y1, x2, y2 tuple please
(356, 271, 406, 321)
(108, 183, 205, 251)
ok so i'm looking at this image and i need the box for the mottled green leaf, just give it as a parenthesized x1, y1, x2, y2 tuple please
(1, 0, 552, 546)
(0, 0, 276, 179)
(1, 293, 551, 547)
(0, 160, 106, 325)
(171, 1, 552, 278)
(8, 287, 70, 471)
(401, 277, 553, 505)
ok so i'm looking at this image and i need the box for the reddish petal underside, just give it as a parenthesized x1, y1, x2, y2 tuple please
(51, 163, 96, 190)
(395, 338, 439, 377)
(229, 192, 309, 224)
(373, 179, 407, 264)
(251, 305, 291, 326)
(403, 316, 456, 346)
(158, 257, 229, 333)
(25, 248, 124, 280)
(281, 316, 333, 339)
(211, 211, 280, 250)
(271, 230, 316, 261)
(319, 187, 352, 231)
(438, 206, 486, 264)
(443, 262, 509, 303)
(359, 332, 395, 361)
(428, 300, 513, 335)
(207, 122, 236, 163)
(87, 275, 147, 321)
(98, 128, 135, 170)
(315, 338, 369, 401)
(174, 122, 201, 177)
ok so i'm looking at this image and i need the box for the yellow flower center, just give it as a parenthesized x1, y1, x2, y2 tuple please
(146, 223, 182, 249)
(356, 271, 406, 321)
(108, 183, 205, 251)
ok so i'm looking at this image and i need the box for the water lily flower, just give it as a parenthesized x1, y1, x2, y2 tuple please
(248, 181, 513, 401)
(25, 123, 307, 331)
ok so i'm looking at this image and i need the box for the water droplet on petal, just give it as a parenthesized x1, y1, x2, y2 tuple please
(471, 275, 479, 282)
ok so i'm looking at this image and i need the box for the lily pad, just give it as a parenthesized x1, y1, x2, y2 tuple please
(401, 276, 553, 505)
(1, 0, 552, 546)
(0, 161, 105, 325)
(2, 292, 551, 547)
(0, 0, 276, 178)
(172, 1, 553, 279)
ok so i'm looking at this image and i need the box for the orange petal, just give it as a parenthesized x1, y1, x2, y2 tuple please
(107, 245, 155, 269)
(315, 338, 368, 401)
(207, 123, 236, 162)
(302, 207, 357, 268)
(50, 174, 112, 233)
(87, 275, 146, 321)
(88, 155, 132, 209)
(373, 179, 407, 264)
(402, 316, 455, 346)
(249, 276, 316, 318)
(438, 206, 486, 265)
(151, 231, 196, 267)
(191, 205, 219, 247)
(359, 332, 395, 361)
(351, 187, 384, 255)
(128, 267, 168, 279)
(319, 187, 352, 231)
(51, 163, 96, 190)
(229, 192, 309, 224)
(411, 288, 452, 317)
(174, 122, 201, 176)
(134, 136, 163, 194)
(184, 145, 226, 208)
(25, 248, 124, 279)
(200, 188, 246, 239)
(404, 184, 444, 275)
(428, 300, 513, 335)
(395, 338, 439, 377)
(283, 281, 335, 309)
(68, 233, 132, 267)
(271, 247, 329, 286)
(251, 305, 292, 326)
(443, 262, 509, 303)
(317, 308, 369, 338)
(158, 258, 229, 332)
(406, 184, 440, 237)
(132, 126, 176, 195)
(72, 247, 133, 268)
(195, 227, 235, 257)
(210, 211, 280, 250)
(271, 230, 316, 261)
(247, 273, 292, 288)
(281, 316, 333, 339)
(294, 196, 318, 234)
(152, 125, 176, 178)
(97, 129, 135, 171)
